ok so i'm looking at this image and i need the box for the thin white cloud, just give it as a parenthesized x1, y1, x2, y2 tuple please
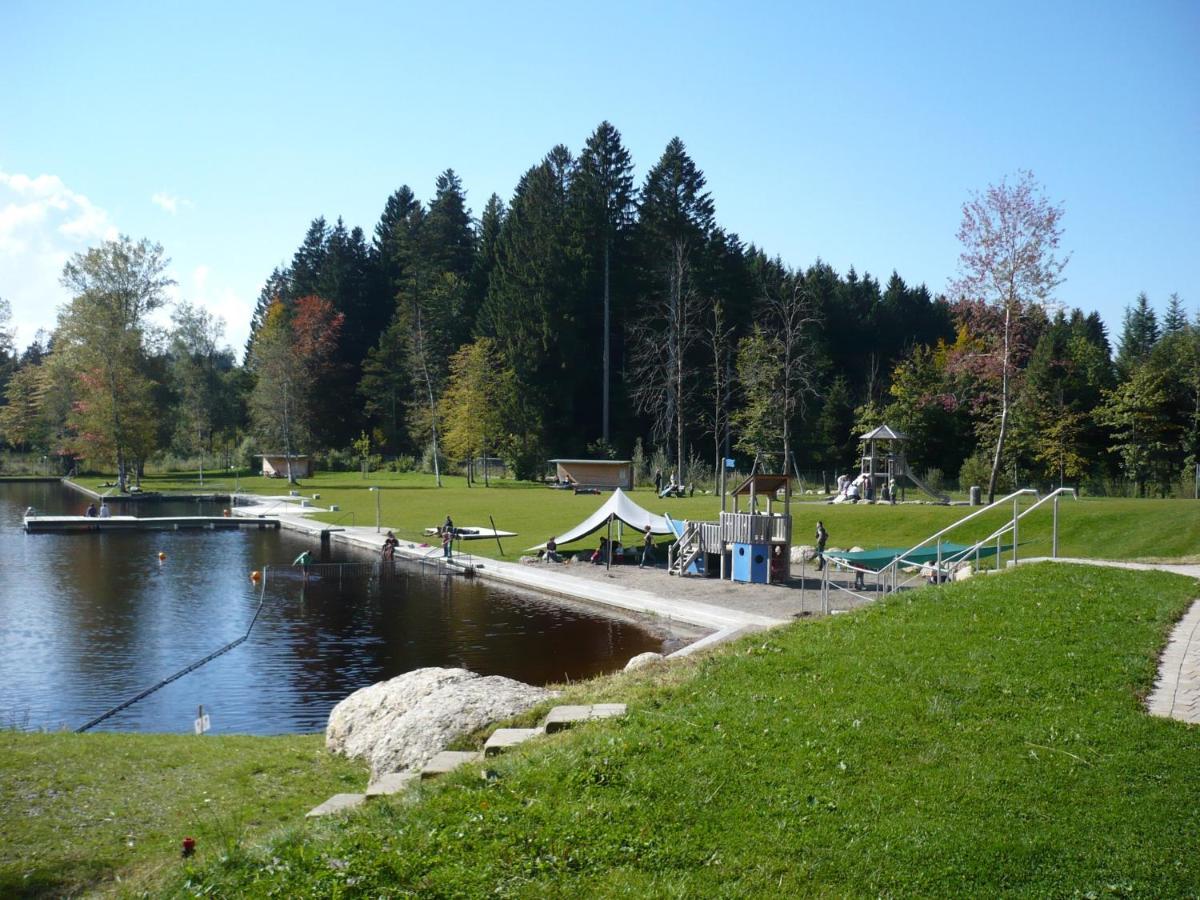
(150, 191, 191, 215)
(0, 168, 119, 347)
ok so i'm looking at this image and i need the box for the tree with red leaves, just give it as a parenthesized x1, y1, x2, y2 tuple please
(248, 296, 343, 482)
(949, 171, 1069, 502)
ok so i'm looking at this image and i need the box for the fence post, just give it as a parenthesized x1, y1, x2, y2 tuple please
(1012, 495, 1019, 568)
(1052, 494, 1059, 558)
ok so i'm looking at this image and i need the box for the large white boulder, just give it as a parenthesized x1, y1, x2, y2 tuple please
(791, 545, 816, 564)
(624, 651, 664, 671)
(326, 667, 554, 779)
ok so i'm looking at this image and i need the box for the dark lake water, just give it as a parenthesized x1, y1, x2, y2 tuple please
(0, 482, 666, 735)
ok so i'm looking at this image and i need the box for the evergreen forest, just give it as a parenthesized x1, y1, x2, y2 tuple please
(1, 123, 1197, 498)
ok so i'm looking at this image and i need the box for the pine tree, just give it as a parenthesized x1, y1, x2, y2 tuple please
(630, 138, 715, 477)
(1115, 292, 1160, 377)
(1163, 292, 1188, 335)
(290, 218, 329, 297)
(573, 121, 636, 442)
(479, 147, 579, 450)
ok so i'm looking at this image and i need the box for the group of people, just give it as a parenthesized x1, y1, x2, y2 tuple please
(835, 474, 897, 504)
(84, 502, 111, 518)
(538, 524, 658, 568)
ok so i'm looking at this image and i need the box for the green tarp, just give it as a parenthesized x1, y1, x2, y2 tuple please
(825, 541, 1014, 572)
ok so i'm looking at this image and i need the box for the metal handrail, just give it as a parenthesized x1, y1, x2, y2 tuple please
(889, 489, 1038, 571)
(883, 487, 1078, 592)
(938, 487, 1078, 571)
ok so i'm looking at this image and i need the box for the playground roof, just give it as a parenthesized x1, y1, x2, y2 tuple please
(526, 488, 670, 551)
(860, 424, 906, 441)
(730, 473, 790, 496)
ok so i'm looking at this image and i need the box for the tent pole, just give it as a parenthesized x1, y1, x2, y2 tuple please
(606, 514, 613, 572)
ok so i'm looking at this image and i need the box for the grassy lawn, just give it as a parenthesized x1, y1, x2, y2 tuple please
(166, 564, 1200, 897)
(0, 732, 366, 898)
(71, 471, 1200, 563)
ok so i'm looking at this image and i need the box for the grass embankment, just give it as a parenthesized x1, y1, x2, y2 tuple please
(72, 471, 1200, 564)
(167, 564, 1200, 896)
(0, 733, 366, 898)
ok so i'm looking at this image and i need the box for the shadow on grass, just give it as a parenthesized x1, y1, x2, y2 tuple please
(0, 859, 113, 899)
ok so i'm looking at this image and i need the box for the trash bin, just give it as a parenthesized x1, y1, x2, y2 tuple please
(969, 486, 982, 506)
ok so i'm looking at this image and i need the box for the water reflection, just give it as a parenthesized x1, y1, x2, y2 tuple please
(0, 482, 665, 734)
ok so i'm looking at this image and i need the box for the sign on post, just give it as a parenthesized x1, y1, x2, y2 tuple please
(194, 704, 211, 735)
(724, 458, 736, 469)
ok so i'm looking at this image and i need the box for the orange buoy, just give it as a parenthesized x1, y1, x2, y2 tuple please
(158, 551, 167, 562)
(250, 570, 262, 583)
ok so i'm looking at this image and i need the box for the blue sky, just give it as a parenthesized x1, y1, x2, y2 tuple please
(2, 0, 1196, 350)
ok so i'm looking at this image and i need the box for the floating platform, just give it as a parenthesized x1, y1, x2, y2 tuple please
(421, 526, 518, 540)
(23, 515, 280, 534)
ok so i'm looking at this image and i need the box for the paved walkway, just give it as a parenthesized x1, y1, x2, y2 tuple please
(1021, 557, 1200, 725)
(231, 498, 787, 649)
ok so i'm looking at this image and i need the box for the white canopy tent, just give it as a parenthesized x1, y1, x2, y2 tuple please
(527, 488, 672, 551)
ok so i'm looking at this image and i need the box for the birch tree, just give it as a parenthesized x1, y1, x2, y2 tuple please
(949, 171, 1069, 502)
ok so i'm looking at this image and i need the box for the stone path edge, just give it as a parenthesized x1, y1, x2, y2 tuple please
(1018, 557, 1200, 725)
(231, 500, 787, 646)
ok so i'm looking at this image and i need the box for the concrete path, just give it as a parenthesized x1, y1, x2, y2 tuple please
(231, 497, 786, 640)
(1020, 557, 1200, 725)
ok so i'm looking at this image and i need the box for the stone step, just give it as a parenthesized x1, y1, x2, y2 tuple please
(421, 750, 483, 779)
(306, 793, 365, 817)
(543, 703, 628, 733)
(483, 727, 543, 756)
(365, 772, 419, 798)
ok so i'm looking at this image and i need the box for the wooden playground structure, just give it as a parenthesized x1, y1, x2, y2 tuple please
(668, 465, 794, 585)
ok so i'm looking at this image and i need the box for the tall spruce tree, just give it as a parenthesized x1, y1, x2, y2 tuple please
(1116, 292, 1161, 377)
(630, 137, 715, 477)
(573, 121, 636, 442)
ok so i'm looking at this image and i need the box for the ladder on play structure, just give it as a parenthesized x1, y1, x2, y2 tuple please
(667, 521, 704, 576)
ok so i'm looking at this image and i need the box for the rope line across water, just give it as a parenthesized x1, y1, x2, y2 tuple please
(74, 568, 273, 733)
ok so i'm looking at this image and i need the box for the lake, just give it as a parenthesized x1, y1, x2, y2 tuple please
(0, 481, 667, 734)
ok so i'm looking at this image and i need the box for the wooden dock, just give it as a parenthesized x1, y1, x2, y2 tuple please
(23, 515, 280, 534)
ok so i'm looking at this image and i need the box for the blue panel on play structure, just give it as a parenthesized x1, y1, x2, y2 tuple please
(732, 542, 770, 583)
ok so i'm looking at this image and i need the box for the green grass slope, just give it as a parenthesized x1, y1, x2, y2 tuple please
(175, 564, 1200, 897)
(0, 733, 366, 898)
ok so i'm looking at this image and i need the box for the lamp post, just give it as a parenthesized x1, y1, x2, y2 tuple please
(369, 486, 380, 533)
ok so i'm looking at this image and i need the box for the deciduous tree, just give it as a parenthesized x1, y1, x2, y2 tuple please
(949, 171, 1068, 502)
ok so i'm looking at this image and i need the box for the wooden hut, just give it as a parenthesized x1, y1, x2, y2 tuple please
(256, 454, 311, 479)
(549, 459, 634, 491)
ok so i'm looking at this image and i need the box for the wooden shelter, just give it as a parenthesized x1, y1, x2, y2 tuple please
(256, 454, 311, 479)
(549, 459, 633, 491)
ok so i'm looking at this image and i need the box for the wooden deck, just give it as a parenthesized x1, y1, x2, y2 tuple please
(23, 515, 280, 533)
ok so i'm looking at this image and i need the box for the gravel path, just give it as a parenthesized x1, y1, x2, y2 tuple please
(550, 558, 883, 621)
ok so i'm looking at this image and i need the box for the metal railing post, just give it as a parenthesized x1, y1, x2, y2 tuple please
(1052, 494, 1059, 558)
(936, 539, 942, 584)
(1012, 496, 1019, 567)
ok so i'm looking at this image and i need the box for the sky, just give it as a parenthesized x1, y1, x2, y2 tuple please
(1, 0, 1197, 352)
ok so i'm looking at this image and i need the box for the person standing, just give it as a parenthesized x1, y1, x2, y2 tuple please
(640, 525, 656, 569)
(815, 521, 828, 571)
(653, 468, 663, 495)
(293, 549, 313, 580)
(442, 527, 453, 559)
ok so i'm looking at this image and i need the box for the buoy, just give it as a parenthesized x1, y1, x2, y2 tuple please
(250, 570, 262, 583)
(158, 551, 167, 562)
